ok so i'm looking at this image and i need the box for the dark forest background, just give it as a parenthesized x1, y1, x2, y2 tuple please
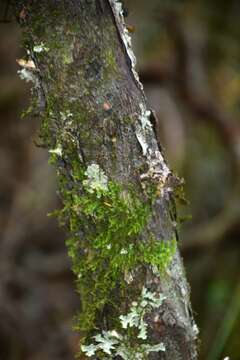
(0, 0, 240, 359)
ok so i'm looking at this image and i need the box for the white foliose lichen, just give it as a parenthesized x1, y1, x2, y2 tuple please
(81, 286, 166, 359)
(135, 103, 171, 191)
(60, 110, 73, 121)
(120, 248, 128, 255)
(139, 103, 152, 129)
(17, 68, 36, 83)
(17, 57, 40, 89)
(49, 145, 63, 157)
(83, 163, 108, 197)
(33, 42, 49, 53)
(192, 323, 199, 339)
(135, 103, 152, 156)
(124, 270, 134, 284)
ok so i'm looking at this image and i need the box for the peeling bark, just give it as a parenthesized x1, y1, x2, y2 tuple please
(14, 0, 198, 359)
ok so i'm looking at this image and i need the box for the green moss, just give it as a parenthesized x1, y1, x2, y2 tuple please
(45, 126, 176, 341)
(139, 236, 176, 273)
(20, 96, 38, 120)
(103, 48, 118, 78)
(48, 156, 177, 345)
(58, 169, 148, 327)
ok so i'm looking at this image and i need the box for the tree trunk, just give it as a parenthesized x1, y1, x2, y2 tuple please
(14, 1, 198, 358)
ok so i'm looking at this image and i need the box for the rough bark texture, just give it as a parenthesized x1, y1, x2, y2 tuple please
(14, 0, 198, 359)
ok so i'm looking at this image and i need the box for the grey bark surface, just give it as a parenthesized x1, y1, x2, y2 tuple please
(14, 0, 198, 359)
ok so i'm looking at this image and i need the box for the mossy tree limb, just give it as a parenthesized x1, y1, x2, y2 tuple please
(14, 0, 198, 358)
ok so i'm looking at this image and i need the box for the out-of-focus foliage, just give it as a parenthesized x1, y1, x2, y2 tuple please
(0, 0, 240, 359)
(126, 1, 240, 359)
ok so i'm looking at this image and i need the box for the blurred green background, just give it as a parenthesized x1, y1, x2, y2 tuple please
(0, 0, 240, 359)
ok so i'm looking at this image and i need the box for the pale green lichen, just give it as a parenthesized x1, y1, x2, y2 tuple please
(120, 248, 128, 255)
(49, 144, 63, 157)
(192, 323, 199, 339)
(33, 42, 49, 53)
(60, 110, 73, 121)
(82, 163, 108, 197)
(139, 103, 152, 130)
(17, 68, 36, 83)
(119, 286, 166, 338)
(81, 287, 166, 359)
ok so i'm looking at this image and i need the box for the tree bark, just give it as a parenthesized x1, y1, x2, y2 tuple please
(14, 1, 198, 359)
